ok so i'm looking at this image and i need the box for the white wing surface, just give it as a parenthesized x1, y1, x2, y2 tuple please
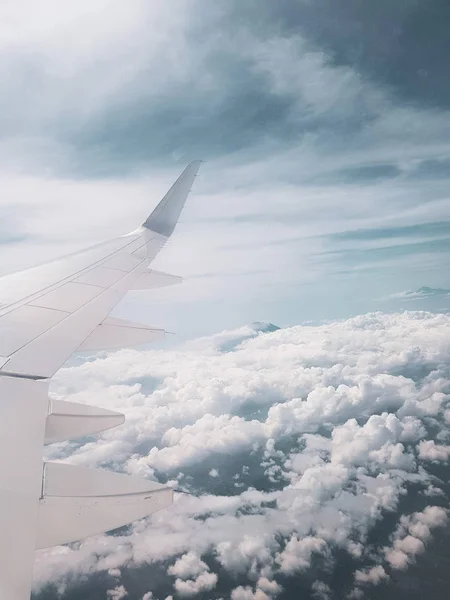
(0, 161, 201, 600)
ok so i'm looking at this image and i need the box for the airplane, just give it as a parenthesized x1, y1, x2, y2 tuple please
(0, 160, 202, 600)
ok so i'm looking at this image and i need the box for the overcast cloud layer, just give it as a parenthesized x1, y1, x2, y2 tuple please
(31, 311, 450, 599)
(1, 1, 450, 334)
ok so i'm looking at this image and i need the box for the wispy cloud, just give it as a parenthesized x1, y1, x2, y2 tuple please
(386, 287, 450, 301)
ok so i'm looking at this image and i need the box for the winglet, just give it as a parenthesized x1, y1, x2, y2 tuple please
(143, 160, 202, 237)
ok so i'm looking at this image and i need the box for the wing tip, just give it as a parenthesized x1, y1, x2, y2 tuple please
(188, 158, 203, 168)
(142, 160, 203, 236)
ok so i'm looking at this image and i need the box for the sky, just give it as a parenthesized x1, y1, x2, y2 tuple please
(1, 1, 450, 599)
(2, 1, 450, 338)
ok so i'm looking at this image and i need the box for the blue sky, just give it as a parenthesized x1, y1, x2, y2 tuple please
(1, 0, 450, 338)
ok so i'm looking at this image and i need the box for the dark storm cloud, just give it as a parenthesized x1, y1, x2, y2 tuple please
(241, 0, 450, 109)
(0, 2, 389, 177)
(0, 2, 301, 176)
(2, 0, 450, 181)
(71, 71, 296, 177)
(2, 0, 450, 321)
(56, 0, 450, 178)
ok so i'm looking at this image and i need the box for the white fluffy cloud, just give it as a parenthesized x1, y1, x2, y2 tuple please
(34, 311, 450, 598)
(276, 536, 327, 575)
(354, 565, 389, 585)
(216, 535, 275, 576)
(174, 572, 218, 597)
(167, 552, 219, 599)
(107, 586, 128, 600)
(231, 586, 271, 600)
(418, 439, 450, 462)
(384, 505, 448, 571)
(168, 552, 219, 598)
(311, 581, 332, 600)
(168, 553, 208, 580)
(256, 578, 282, 596)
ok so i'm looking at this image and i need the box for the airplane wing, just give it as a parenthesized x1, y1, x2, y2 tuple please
(0, 161, 201, 600)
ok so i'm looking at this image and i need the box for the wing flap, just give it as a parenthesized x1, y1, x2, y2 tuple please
(45, 400, 125, 444)
(36, 463, 173, 548)
(78, 316, 165, 351)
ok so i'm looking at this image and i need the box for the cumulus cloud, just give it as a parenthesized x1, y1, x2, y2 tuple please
(311, 581, 332, 600)
(354, 565, 389, 585)
(108, 567, 121, 577)
(384, 506, 448, 571)
(150, 414, 266, 472)
(34, 312, 450, 599)
(173, 572, 218, 597)
(216, 535, 275, 577)
(107, 586, 128, 600)
(276, 536, 327, 575)
(329, 413, 418, 471)
(256, 577, 282, 596)
(418, 440, 450, 462)
(231, 586, 271, 600)
(167, 553, 209, 580)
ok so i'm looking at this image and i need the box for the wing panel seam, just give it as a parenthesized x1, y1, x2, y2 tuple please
(0, 238, 147, 317)
(1, 256, 147, 368)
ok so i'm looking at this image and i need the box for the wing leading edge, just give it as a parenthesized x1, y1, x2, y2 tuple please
(0, 161, 201, 600)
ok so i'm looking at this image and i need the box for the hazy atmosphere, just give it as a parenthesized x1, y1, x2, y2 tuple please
(1, 1, 450, 599)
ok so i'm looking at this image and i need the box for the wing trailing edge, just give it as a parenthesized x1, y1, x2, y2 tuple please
(78, 316, 166, 351)
(132, 269, 182, 290)
(45, 400, 125, 445)
(37, 463, 172, 548)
